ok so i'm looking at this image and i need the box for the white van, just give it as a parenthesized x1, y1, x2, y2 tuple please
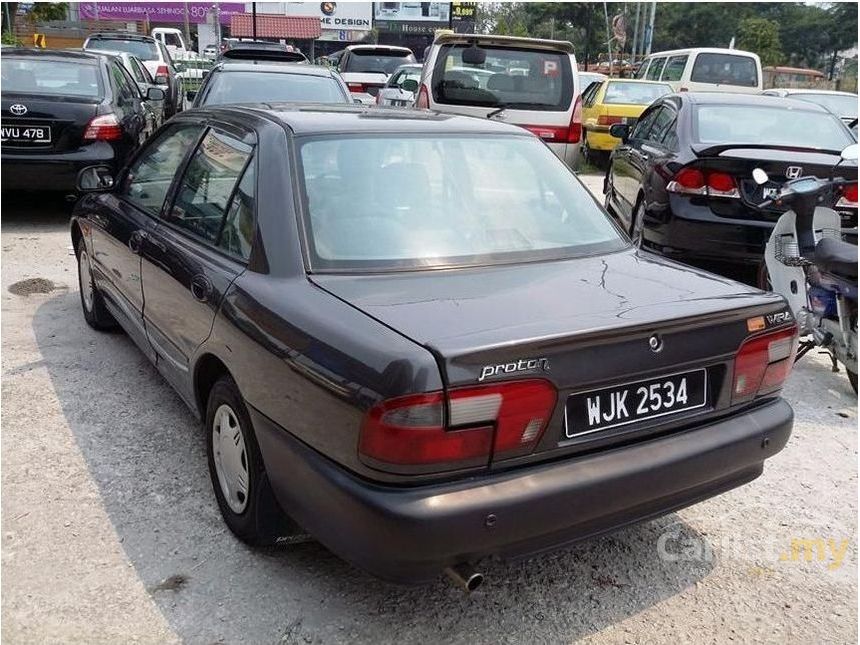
(417, 33, 582, 169)
(636, 47, 762, 93)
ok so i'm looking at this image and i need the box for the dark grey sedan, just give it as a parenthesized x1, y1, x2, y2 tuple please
(70, 105, 796, 588)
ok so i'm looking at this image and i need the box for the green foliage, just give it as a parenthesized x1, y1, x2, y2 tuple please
(737, 17, 782, 67)
(29, 2, 68, 22)
(1, 30, 21, 45)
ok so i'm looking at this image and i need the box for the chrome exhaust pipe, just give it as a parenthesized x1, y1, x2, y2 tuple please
(445, 563, 484, 593)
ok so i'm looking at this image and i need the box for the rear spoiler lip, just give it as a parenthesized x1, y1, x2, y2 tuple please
(691, 142, 844, 158)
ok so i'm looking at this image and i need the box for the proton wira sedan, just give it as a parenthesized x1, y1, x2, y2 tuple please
(71, 105, 796, 589)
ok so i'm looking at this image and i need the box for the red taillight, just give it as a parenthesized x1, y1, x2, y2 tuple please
(154, 64, 169, 84)
(732, 326, 798, 404)
(83, 114, 123, 141)
(347, 82, 365, 93)
(597, 114, 623, 126)
(567, 93, 583, 143)
(416, 84, 430, 109)
(669, 167, 740, 198)
(838, 182, 858, 208)
(359, 379, 557, 469)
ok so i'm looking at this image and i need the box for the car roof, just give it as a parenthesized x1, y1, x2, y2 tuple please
(767, 88, 857, 97)
(214, 62, 334, 76)
(683, 92, 833, 113)
(605, 78, 671, 85)
(647, 47, 759, 58)
(86, 32, 156, 43)
(433, 33, 575, 54)
(345, 44, 413, 54)
(211, 104, 532, 136)
(2, 48, 101, 63)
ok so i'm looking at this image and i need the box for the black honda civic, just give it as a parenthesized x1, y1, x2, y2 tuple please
(1, 48, 163, 196)
(604, 92, 857, 285)
(71, 104, 796, 587)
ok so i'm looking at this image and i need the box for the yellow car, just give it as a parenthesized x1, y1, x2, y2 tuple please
(581, 79, 673, 165)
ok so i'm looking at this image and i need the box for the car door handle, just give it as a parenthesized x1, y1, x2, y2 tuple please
(190, 274, 212, 302)
(128, 229, 147, 253)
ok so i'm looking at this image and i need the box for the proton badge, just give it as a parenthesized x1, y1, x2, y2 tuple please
(648, 334, 663, 352)
(9, 104, 27, 116)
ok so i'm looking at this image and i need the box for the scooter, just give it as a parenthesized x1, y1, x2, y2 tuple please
(756, 144, 859, 393)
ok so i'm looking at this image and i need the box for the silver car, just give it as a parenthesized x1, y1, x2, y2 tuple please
(376, 63, 423, 107)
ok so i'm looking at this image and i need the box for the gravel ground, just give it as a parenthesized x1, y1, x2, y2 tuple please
(1, 184, 857, 644)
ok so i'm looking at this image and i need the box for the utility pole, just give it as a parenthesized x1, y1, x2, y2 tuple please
(603, 2, 612, 76)
(252, 1, 257, 40)
(644, 0, 656, 56)
(184, 1, 191, 49)
(631, 2, 641, 66)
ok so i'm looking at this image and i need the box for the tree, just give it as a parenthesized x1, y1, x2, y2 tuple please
(736, 17, 782, 67)
(29, 2, 68, 22)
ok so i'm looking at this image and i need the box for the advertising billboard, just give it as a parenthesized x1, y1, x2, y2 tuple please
(285, 2, 372, 31)
(374, 2, 450, 23)
(78, 2, 245, 24)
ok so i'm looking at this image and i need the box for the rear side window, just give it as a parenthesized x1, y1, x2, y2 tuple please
(644, 106, 676, 144)
(645, 58, 666, 81)
(691, 53, 758, 87)
(168, 129, 253, 245)
(661, 55, 688, 82)
(432, 44, 573, 111)
(1, 58, 102, 98)
(603, 81, 672, 105)
(342, 49, 416, 74)
(219, 159, 256, 260)
(635, 60, 650, 79)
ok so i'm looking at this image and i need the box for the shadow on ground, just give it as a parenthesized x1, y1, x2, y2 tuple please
(32, 291, 714, 644)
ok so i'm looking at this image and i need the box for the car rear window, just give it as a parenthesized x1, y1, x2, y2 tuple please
(691, 53, 758, 87)
(603, 81, 672, 105)
(695, 105, 852, 151)
(432, 44, 573, 110)
(342, 49, 416, 75)
(201, 71, 347, 105)
(297, 135, 624, 271)
(788, 93, 858, 118)
(86, 38, 159, 61)
(1, 58, 102, 98)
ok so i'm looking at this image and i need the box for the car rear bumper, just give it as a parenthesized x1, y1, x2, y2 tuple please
(643, 195, 777, 264)
(546, 140, 581, 170)
(1, 143, 117, 192)
(252, 397, 793, 584)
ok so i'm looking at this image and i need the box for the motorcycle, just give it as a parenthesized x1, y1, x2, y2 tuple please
(756, 144, 859, 393)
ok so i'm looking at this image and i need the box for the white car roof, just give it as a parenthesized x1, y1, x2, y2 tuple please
(647, 47, 760, 59)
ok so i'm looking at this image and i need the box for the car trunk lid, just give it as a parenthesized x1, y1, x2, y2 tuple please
(312, 249, 791, 466)
(1, 94, 101, 152)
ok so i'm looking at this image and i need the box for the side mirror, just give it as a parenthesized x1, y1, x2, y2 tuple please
(186, 90, 197, 102)
(146, 86, 166, 101)
(752, 168, 769, 185)
(841, 144, 859, 161)
(77, 166, 115, 192)
(400, 78, 419, 93)
(462, 44, 487, 65)
(608, 123, 630, 142)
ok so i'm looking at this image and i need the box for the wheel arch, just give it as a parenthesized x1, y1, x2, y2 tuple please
(194, 352, 234, 420)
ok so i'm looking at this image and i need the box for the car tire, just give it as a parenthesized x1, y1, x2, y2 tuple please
(630, 197, 646, 248)
(76, 238, 116, 330)
(604, 169, 616, 215)
(206, 375, 306, 546)
(756, 262, 773, 291)
(847, 368, 858, 394)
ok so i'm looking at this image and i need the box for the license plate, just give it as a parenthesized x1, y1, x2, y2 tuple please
(564, 368, 708, 438)
(762, 186, 779, 199)
(1, 124, 51, 144)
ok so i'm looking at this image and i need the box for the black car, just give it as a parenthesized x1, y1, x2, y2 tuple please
(604, 93, 858, 283)
(218, 40, 308, 63)
(71, 105, 795, 586)
(1, 49, 164, 196)
(189, 60, 349, 107)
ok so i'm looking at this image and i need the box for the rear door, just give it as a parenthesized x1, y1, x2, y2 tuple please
(140, 123, 256, 397)
(611, 104, 662, 218)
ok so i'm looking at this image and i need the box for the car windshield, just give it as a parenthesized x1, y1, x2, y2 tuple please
(788, 93, 858, 117)
(695, 105, 852, 151)
(298, 135, 625, 271)
(1, 58, 102, 97)
(690, 53, 757, 87)
(202, 71, 346, 105)
(87, 38, 159, 61)
(603, 81, 672, 105)
(343, 50, 416, 75)
(433, 44, 573, 110)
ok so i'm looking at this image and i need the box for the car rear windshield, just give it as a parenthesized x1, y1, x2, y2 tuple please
(690, 53, 758, 87)
(87, 38, 159, 61)
(788, 93, 858, 117)
(1, 58, 102, 98)
(342, 49, 416, 75)
(603, 81, 672, 105)
(695, 105, 852, 151)
(298, 135, 625, 271)
(432, 44, 573, 110)
(202, 71, 347, 105)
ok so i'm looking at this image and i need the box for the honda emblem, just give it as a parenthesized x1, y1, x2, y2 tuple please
(785, 166, 803, 179)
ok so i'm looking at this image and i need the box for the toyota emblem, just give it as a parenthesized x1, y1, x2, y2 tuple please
(785, 166, 803, 179)
(648, 334, 663, 352)
(9, 104, 27, 116)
